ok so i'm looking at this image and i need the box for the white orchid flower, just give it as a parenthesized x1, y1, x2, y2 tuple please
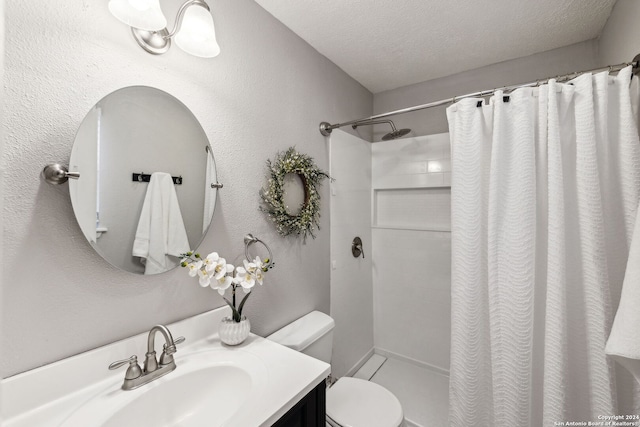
(197, 268, 212, 287)
(253, 256, 265, 270)
(213, 257, 232, 281)
(235, 266, 255, 293)
(211, 271, 233, 295)
(254, 268, 265, 286)
(250, 257, 268, 285)
(202, 252, 220, 272)
(187, 261, 203, 277)
(243, 259, 257, 274)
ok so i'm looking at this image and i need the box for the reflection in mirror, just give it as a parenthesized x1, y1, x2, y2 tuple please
(203, 147, 217, 233)
(69, 86, 218, 275)
(282, 173, 306, 216)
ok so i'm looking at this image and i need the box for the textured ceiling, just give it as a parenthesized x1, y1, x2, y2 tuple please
(254, 0, 617, 93)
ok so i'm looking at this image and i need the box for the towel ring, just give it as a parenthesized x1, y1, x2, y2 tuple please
(244, 234, 274, 268)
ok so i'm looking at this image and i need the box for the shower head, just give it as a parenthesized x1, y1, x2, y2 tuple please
(382, 128, 411, 140)
(352, 119, 411, 141)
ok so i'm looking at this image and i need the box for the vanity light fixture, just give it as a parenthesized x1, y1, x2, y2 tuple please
(108, 0, 220, 58)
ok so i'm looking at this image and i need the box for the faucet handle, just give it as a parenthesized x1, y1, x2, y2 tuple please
(160, 336, 185, 366)
(108, 355, 137, 370)
(162, 336, 185, 354)
(108, 355, 142, 380)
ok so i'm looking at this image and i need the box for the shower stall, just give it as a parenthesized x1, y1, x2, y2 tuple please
(329, 128, 452, 427)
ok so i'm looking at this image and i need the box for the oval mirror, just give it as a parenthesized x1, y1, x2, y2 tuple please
(69, 86, 218, 275)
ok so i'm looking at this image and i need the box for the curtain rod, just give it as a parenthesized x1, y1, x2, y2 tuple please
(319, 54, 640, 137)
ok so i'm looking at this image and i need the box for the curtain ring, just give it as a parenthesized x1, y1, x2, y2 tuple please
(244, 234, 274, 268)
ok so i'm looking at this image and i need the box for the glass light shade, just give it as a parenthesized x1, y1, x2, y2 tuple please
(174, 5, 220, 58)
(108, 0, 167, 31)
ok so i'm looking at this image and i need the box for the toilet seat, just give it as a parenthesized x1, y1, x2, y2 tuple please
(326, 377, 403, 427)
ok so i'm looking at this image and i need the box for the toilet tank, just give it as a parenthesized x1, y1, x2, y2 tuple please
(266, 311, 335, 364)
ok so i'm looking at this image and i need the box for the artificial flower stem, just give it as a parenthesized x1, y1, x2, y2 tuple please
(237, 292, 251, 318)
(232, 285, 240, 322)
(222, 297, 241, 322)
(232, 284, 236, 311)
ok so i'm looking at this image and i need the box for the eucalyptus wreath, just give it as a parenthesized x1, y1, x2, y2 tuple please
(260, 147, 331, 240)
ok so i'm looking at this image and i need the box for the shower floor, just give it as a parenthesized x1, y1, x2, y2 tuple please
(353, 354, 449, 427)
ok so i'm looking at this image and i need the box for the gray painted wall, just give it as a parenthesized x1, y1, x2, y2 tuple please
(371, 40, 600, 138)
(1, 0, 372, 377)
(598, 0, 640, 67)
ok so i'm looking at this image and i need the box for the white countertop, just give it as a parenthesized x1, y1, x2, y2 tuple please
(1, 306, 330, 427)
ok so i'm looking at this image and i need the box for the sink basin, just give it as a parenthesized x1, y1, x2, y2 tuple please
(103, 366, 249, 427)
(59, 349, 268, 427)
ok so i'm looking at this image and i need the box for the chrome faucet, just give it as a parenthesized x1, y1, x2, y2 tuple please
(108, 325, 185, 391)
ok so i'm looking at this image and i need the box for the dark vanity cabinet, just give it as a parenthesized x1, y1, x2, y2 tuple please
(272, 381, 326, 427)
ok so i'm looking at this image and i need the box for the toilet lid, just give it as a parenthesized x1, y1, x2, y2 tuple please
(326, 377, 403, 427)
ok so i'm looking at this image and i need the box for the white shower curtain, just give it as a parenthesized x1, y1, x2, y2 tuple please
(447, 66, 640, 426)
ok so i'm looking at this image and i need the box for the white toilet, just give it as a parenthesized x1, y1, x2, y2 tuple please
(267, 311, 404, 427)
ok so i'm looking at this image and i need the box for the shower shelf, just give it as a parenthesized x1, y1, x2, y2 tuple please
(372, 225, 451, 233)
(373, 187, 451, 233)
(372, 184, 451, 190)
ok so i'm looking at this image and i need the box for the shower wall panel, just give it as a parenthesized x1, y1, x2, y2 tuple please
(372, 133, 452, 372)
(329, 130, 374, 378)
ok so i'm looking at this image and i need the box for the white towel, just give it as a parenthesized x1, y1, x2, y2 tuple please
(132, 172, 190, 275)
(606, 200, 640, 383)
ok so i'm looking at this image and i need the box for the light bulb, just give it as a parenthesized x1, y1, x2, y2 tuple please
(108, 0, 167, 31)
(175, 4, 220, 58)
(128, 0, 152, 11)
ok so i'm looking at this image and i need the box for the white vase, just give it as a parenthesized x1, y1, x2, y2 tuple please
(219, 316, 250, 345)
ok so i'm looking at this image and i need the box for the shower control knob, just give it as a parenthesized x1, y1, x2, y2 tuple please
(352, 237, 364, 258)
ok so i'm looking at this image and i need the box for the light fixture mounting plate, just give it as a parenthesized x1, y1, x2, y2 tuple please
(131, 27, 171, 55)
